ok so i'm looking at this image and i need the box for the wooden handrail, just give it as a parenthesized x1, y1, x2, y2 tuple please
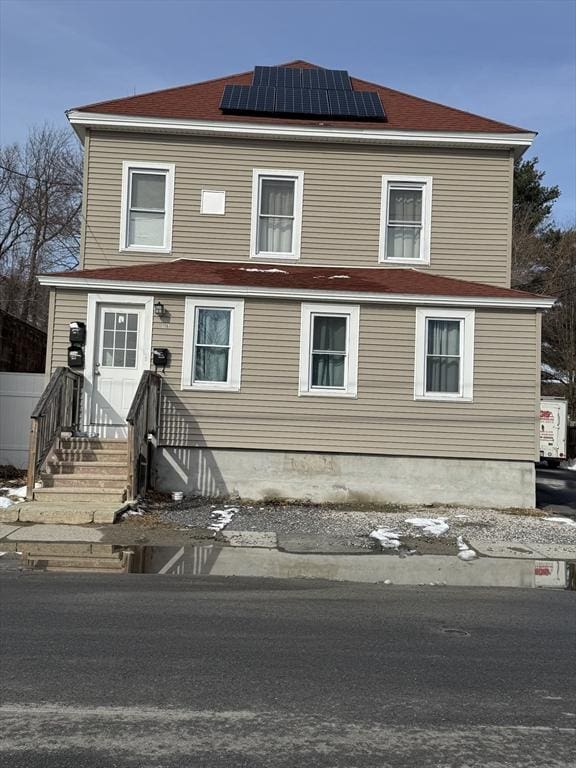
(126, 370, 161, 499)
(26, 367, 83, 499)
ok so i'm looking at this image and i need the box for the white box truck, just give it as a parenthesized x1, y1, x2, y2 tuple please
(539, 398, 568, 467)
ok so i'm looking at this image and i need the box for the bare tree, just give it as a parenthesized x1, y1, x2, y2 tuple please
(539, 229, 576, 417)
(0, 125, 82, 328)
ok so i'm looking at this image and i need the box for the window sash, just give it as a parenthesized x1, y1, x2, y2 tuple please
(424, 318, 463, 395)
(380, 177, 431, 264)
(192, 308, 232, 384)
(126, 169, 168, 248)
(256, 175, 296, 255)
(310, 314, 349, 389)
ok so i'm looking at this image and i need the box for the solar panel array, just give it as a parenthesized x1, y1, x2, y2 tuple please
(220, 66, 386, 121)
(253, 66, 352, 91)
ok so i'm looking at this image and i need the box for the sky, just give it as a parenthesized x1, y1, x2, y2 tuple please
(1, 0, 575, 223)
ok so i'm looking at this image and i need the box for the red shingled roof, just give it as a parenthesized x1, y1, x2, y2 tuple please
(73, 60, 528, 134)
(47, 259, 542, 301)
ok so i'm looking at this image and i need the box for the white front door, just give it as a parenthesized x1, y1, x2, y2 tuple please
(90, 304, 148, 435)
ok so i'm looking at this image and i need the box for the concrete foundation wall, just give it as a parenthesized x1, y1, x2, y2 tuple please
(153, 447, 536, 509)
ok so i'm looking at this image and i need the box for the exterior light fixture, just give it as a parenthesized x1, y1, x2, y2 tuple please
(154, 301, 165, 317)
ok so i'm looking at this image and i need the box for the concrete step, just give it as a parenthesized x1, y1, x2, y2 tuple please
(55, 449, 128, 462)
(45, 461, 127, 476)
(33, 487, 125, 504)
(27, 555, 126, 570)
(21, 543, 119, 557)
(40, 474, 126, 489)
(60, 438, 128, 451)
(14, 501, 120, 524)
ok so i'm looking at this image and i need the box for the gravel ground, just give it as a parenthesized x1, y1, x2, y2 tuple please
(133, 494, 576, 548)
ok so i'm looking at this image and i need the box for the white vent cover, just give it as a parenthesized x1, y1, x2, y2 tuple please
(200, 189, 226, 215)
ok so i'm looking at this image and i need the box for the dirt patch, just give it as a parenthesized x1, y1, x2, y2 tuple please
(0, 466, 26, 484)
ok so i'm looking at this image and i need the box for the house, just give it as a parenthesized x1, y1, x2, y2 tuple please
(34, 61, 554, 509)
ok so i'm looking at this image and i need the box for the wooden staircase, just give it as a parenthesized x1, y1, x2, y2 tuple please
(37, 437, 129, 504)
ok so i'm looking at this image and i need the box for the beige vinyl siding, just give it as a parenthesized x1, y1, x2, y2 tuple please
(83, 131, 513, 287)
(48, 289, 539, 461)
(49, 290, 88, 369)
(158, 295, 538, 461)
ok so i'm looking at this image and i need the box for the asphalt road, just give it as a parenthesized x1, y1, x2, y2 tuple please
(536, 463, 576, 516)
(1, 574, 575, 768)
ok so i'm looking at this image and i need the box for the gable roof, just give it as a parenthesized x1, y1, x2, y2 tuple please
(40, 259, 552, 308)
(72, 60, 528, 134)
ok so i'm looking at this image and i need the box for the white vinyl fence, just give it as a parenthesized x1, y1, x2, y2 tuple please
(0, 373, 46, 468)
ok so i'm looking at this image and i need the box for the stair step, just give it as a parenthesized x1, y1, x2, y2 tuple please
(34, 488, 125, 503)
(55, 450, 128, 461)
(45, 461, 127, 475)
(40, 474, 126, 489)
(60, 438, 128, 451)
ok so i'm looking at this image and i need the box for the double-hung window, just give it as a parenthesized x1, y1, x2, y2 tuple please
(414, 308, 475, 401)
(182, 298, 244, 391)
(299, 303, 359, 397)
(120, 161, 174, 252)
(379, 175, 432, 264)
(250, 169, 304, 258)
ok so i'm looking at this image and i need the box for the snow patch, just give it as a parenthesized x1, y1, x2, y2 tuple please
(314, 274, 350, 280)
(0, 497, 14, 509)
(405, 517, 449, 536)
(121, 509, 143, 519)
(456, 535, 477, 561)
(239, 267, 288, 274)
(208, 507, 237, 532)
(369, 528, 400, 549)
(544, 516, 576, 528)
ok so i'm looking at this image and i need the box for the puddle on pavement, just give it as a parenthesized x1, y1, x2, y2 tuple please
(2, 541, 573, 589)
(6, 543, 222, 577)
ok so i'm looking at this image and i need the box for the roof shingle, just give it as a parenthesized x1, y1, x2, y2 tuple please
(46, 259, 543, 301)
(73, 60, 529, 134)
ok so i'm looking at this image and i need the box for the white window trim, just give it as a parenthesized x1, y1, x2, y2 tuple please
(250, 168, 304, 260)
(120, 161, 175, 254)
(299, 303, 359, 398)
(414, 308, 475, 402)
(181, 297, 244, 392)
(379, 174, 432, 265)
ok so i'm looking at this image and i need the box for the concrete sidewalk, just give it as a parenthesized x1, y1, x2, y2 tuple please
(1, 521, 574, 589)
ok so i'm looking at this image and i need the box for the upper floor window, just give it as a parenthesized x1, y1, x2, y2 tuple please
(299, 303, 359, 397)
(379, 175, 432, 265)
(120, 161, 174, 253)
(181, 298, 244, 391)
(414, 308, 475, 401)
(250, 169, 304, 259)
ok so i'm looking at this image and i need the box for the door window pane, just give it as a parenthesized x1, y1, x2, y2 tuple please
(311, 315, 348, 388)
(101, 311, 139, 368)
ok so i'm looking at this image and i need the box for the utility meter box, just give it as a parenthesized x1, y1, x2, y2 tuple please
(153, 348, 169, 368)
(69, 322, 86, 345)
(67, 345, 85, 368)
